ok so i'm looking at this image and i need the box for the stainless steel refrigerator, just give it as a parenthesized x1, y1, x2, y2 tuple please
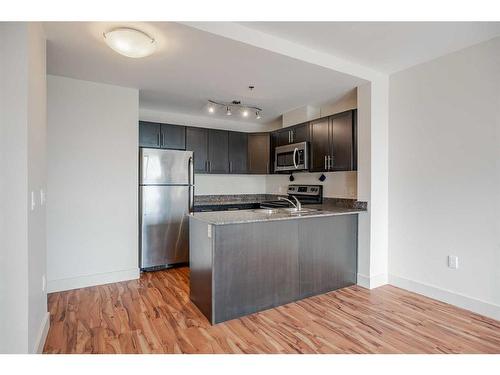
(139, 148, 194, 271)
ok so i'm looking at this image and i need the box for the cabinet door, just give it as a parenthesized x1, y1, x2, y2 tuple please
(161, 124, 185, 150)
(330, 111, 354, 171)
(248, 133, 270, 174)
(186, 127, 208, 173)
(298, 215, 357, 299)
(309, 117, 330, 172)
(208, 129, 229, 173)
(274, 129, 291, 146)
(228, 131, 248, 174)
(290, 123, 309, 144)
(139, 121, 161, 148)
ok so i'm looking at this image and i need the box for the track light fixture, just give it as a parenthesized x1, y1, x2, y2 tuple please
(207, 100, 262, 120)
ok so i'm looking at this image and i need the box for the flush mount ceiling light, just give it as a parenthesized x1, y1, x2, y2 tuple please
(103, 28, 156, 58)
(208, 100, 262, 120)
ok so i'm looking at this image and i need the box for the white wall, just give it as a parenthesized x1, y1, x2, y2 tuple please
(196, 174, 267, 195)
(47, 75, 139, 292)
(140, 107, 274, 133)
(266, 172, 357, 198)
(388, 37, 500, 319)
(0, 22, 48, 354)
(281, 88, 357, 128)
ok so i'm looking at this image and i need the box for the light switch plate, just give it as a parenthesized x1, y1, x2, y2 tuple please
(40, 189, 45, 205)
(207, 224, 212, 238)
(31, 191, 36, 211)
(448, 255, 459, 269)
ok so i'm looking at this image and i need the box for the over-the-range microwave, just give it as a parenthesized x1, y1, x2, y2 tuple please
(274, 141, 309, 172)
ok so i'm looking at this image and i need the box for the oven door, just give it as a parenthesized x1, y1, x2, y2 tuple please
(274, 142, 308, 172)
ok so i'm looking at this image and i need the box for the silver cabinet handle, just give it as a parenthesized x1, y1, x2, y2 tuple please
(157, 133, 160, 147)
(229, 161, 232, 173)
(162, 132, 165, 147)
(324, 155, 327, 170)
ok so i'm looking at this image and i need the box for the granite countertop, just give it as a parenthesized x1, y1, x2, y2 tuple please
(194, 194, 276, 206)
(189, 203, 366, 225)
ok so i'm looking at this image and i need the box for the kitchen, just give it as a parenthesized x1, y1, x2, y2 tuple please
(3, 18, 500, 358)
(138, 107, 364, 323)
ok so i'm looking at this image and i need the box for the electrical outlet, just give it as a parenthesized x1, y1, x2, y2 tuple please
(448, 255, 459, 269)
(30, 191, 36, 211)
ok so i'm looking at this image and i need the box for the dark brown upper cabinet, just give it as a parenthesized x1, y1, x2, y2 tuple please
(139, 121, 186, 150)
(228, 131, 248, 174)
(309, 110, 357, 172)
(309, 117, 331, 172)
(139, 121, 161, 148)
(248, 133, 270, 174)
(273, 123, 310, 147)
(161, 123, 186, 150)
(186, 127, 209, 173)
(208, 129, 229, 174)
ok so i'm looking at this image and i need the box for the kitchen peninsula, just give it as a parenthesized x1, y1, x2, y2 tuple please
(189, 202, 365, 324)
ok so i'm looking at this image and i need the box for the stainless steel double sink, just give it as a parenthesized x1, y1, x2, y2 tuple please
(253, 207, 322, 216)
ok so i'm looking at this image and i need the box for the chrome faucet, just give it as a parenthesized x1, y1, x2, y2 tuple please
(278, 195, 302, 211)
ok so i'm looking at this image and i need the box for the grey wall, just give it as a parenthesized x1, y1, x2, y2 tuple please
(0, 22, 48, 353)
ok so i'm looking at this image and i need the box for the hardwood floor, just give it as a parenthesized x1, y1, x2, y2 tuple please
(43, 267, 500, 354)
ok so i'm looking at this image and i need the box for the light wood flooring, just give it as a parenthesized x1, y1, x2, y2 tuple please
(43, 267, 500, 354)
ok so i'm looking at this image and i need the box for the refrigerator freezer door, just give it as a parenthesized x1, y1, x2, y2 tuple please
(140, 185, 190, 269)
(140, 148, 193, 185)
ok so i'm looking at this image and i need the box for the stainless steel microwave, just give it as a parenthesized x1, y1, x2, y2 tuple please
(274, 141, 309, 172)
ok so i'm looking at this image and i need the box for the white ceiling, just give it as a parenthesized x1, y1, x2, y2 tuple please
(239, 22, 500, 74)
(43, 22, 366, 126)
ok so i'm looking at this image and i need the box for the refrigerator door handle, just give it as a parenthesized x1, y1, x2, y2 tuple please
(188, 156, 194, 212)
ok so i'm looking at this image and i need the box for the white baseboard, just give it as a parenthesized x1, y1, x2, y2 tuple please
(47, 268, 140, 293)
(34, 312, 50, 354)
(357, 273, 388, 289)
(389, 274, 500, 321)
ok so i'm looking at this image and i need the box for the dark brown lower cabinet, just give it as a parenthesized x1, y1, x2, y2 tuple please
(189, 214, 358, 324)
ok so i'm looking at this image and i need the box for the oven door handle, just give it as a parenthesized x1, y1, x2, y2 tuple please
(293, 147, 298, 169)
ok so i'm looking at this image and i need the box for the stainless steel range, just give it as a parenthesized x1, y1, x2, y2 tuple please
(260, 185, 323, 209)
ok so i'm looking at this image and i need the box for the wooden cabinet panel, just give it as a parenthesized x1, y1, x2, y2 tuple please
(208, 129, 229, 174)
(309, 110, 357, 172)
(330, 111, 354, 171)
(248, 133, 270, 174)
(213, 220, 300, 323)
(291, 123, 309, 143)
(139, 121, 161, 148)
(161, 123, 185, 150)
(298, 215, 357, 299)
(309, 117, 330, 172)
(228, 132, 248, 174)
(186, 127, 208, 173)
